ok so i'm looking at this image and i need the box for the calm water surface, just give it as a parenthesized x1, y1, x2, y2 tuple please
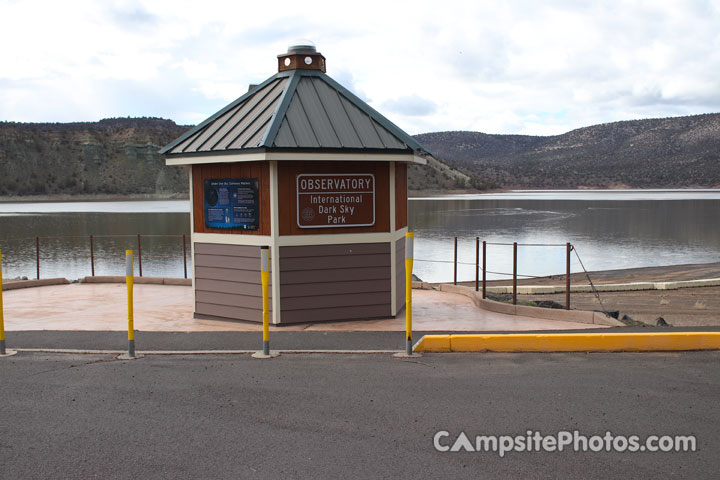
(1, 190, 719, 282)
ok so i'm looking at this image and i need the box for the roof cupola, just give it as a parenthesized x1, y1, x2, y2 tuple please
(278, 41, 326, 73)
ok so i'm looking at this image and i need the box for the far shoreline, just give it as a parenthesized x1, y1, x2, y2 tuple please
(0, 186, 718, 203)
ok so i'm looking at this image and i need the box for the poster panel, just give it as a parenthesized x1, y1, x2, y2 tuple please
(204, 178, 259, 230)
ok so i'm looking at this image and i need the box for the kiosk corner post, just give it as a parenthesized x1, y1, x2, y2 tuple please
(0, 248, 5, 355)
(405, 232, 414, 355)
(126, 250, 135, 358)
(261, 246, 270, 356)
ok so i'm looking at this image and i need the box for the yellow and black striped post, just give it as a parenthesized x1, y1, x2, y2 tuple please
(0, 248, 5, 355)
(405, 232, 414, 355)
(261, 246, 270, 355)
(252, 246, 277, 359)
(126, 250, 135, 358)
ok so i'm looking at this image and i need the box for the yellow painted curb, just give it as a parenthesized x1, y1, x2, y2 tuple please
(414, 332, 720, 353)
(413, 335, 451, 352)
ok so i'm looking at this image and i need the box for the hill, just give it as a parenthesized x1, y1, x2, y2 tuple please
(0, 117, 472, 198)
(2, 113, 719, 199)
(0, 118, 189, 197)
(414, 113, 720, 189)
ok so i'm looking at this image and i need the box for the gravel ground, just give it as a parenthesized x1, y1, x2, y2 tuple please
(459, 262, 720, 327)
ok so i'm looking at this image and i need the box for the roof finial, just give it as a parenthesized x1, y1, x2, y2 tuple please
(278, 41, 326, 73)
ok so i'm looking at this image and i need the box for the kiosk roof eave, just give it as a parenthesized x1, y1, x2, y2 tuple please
(164, 150, 427, 166)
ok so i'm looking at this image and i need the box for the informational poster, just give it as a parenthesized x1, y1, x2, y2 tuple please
(204, 178, 259, 230)
(296, 174, 375, 228)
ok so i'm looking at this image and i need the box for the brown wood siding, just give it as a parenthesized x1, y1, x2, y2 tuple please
(192, 162, 270, 235)
(194, 242, 271, 322)
(278, 243, 392, 323)
(281, 305, 391, 323)
(395, 163, 408, 229)
(396, 237, 406, 311)
(277, 161, 390, 235)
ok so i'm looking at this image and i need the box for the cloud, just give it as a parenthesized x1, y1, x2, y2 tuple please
(0, 0, 719, 135)
(381, 95, 437, 117)
(105, 1, 158, 30)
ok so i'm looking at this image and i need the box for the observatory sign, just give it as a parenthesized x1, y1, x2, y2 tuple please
(296, 174, 375, 228)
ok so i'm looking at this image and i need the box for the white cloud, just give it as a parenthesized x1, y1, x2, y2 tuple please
(0, 0, 719, 135)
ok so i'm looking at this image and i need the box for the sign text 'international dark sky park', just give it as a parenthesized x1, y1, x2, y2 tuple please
(296, 174, 375, 228)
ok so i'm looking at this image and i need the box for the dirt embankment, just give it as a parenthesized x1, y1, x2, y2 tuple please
(459, 262, 720, 327)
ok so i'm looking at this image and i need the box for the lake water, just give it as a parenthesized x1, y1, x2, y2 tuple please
(1, 190, 719, 282)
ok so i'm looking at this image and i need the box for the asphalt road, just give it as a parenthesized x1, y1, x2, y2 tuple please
(7, 327, 720, 352)
(1, 350, 718, 479)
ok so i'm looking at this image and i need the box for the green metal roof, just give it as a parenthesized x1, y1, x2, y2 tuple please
(160, 69, 432, 157)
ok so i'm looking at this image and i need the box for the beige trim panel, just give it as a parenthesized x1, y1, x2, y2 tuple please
(166, 152, 420, 166)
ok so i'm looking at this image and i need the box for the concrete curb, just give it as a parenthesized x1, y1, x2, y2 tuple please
(413, 332, 720, 352)
(15, 348, 401, 355)
(80, 276, 192, 286)
(449, 278, 720, 294)
(432, 283, 624, 327)
(1, 278, 70, 291)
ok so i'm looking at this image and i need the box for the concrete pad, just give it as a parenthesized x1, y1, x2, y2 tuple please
(1, 283, 602, 333)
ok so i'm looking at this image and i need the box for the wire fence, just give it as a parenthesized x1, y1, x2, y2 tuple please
(415, 236, 606, 312)
(1, 232, 607, 312)
(0, 233, 189, 280)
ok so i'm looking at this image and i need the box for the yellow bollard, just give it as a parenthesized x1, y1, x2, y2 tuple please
(405, 232, 414, 355)
(0, 248, 5, 355)
(126, 250, 135, 358)
(252, 246, 277, 359)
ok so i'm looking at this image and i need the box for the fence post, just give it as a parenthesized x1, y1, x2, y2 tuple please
(125, 250, 135, 358)
(182, 234, 188, 279)
(566, 243, 571, 310)
(512, 242, 517, 305)
(252, 246, 276, 359)
(482, 241, 487, 299)
(90, 235, 95, 277)
(475, 237, 479, 292)
(0, 248, 5, 355)
(453, 237, 458, 285)
(36, 236, 40, 279)
(137, 234, 143, 277)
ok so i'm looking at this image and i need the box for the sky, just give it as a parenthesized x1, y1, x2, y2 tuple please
(1, 0, 719, 136)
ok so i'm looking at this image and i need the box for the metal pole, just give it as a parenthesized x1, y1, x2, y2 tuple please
(182, 234, 188, 279)
(566, 243, 571, 310)
(0, 249, 5, 355)
(475, 237, 479, 291)
(90, 235, 95, 277)
(405, 232, 414, 355)
(453, 236, 458, 285)
(513, 242, 517, 305)
(36, 236, 40, 279)
(137, 234, 143, 277)
(126, 250, 135, 358)
(482, 241, 487, 299)
(261, 247, 270, 355)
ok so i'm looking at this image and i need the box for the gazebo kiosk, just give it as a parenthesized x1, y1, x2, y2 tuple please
(161, 44, 433, 325)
